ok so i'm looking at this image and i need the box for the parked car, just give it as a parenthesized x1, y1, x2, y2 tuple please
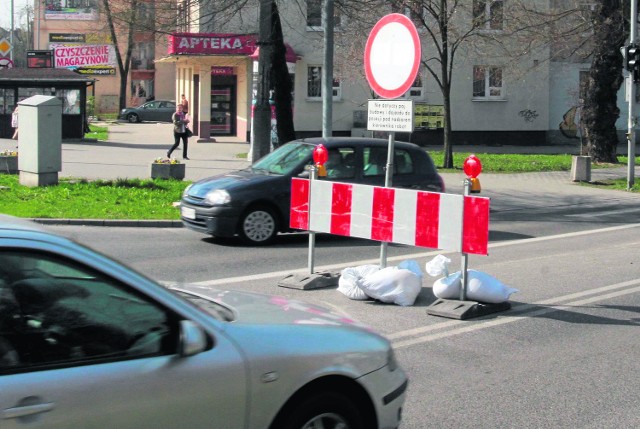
(0, 214, 407, 429)
(119, 100, 176, 123)
(180, 137, 445, 245)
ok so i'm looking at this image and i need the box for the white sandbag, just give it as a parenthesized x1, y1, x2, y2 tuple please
(398, 259, 423, 279)
(358, 267, 422, 306)
(425, 255, 451, 277)
(466, 270, 519, 304)
(432, 272, 462, 299)
(432, 270, 518, 303)
(338, 265, 380, 300)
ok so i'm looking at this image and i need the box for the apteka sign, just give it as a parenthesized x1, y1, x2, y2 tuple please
(168, 33, 257, 55)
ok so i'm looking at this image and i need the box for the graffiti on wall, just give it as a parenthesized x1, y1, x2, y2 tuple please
(559, 106, 581, 139)
(518, 109, 539, 122)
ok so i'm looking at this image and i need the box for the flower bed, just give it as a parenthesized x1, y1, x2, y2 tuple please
(151, 158, 185, 180)
(0, 150, 18, 174)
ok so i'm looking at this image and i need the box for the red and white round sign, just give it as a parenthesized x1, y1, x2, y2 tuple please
(0, 57, 14, 69)
(364, 14, 421, 99)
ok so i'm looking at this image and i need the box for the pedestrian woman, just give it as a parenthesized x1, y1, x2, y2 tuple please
(11, 106, 19, 140)
(180, 94, 189, 114)
(167, 104, 190, 160)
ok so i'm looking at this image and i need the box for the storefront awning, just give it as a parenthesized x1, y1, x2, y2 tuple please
(163, 33, 300, 63)
(250, 44, 300, 63)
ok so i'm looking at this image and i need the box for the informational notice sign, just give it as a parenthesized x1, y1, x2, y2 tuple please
(367, 99, 414, 133)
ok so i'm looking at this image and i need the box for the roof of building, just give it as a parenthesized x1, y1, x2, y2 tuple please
(0, 68, 95, 83)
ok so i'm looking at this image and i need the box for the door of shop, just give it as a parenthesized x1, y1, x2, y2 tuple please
(210, 76, 236, 137)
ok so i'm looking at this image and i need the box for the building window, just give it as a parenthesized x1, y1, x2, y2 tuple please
(307, 0, 341, 30)
(473, 0, 504, 31)
(473, 66, 504, 99)
(390, 0, 424, 25)
(307, 66, 341, 100)
(406, 71, 424, 99)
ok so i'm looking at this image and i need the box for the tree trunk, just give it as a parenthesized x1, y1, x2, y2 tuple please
(442, 83, 454, 169)
(582, 0, 626, 163)
(271, 2, 296, 147)
(252, 0, 273, 162)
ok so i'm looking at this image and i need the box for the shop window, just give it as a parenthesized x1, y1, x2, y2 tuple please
(56, 89, 81, 114)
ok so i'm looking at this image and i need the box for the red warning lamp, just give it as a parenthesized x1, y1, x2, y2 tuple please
(463, 154, 482, 193)
(313, 144, 328, 177)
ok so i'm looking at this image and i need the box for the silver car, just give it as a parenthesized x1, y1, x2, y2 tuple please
(118, 100, 176, 123)
(0, 215, 407, 429)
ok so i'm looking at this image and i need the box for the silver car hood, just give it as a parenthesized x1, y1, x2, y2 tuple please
(170, 283, 393, 378)
(172, 283, 373, 330)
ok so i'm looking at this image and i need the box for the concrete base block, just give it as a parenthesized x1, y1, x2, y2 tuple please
(571, 155, 591, 182)
(19, 171, 59, 187)
(426, 298, 511, 320)
(278, 271, 340, 290)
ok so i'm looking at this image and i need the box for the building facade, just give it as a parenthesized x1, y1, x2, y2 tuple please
(32, 0, 175, 114)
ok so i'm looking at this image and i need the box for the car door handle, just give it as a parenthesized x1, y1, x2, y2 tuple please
(3, 402, 55, 419)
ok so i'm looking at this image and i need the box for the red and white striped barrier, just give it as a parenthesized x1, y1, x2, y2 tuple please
(290, 178, 490, 255)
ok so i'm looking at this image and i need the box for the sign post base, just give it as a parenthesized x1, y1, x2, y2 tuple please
(278, 271, 340, 290)
(426, 299, 511, 320)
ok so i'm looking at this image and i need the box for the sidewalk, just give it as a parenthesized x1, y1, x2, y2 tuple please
(1, 121, 638, 227)
(1, 121, 251, 182)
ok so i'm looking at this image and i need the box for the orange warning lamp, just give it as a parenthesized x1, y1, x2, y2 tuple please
(463, 154, 482, 193)
(313, 144, 328, 177)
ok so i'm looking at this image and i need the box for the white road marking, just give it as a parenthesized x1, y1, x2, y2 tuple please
(191, 224, 640, 287)
(566, 207, 640, 218)
(389, 278, 640, 348)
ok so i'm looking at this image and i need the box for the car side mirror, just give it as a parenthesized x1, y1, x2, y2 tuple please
(178, 320, 207, 357)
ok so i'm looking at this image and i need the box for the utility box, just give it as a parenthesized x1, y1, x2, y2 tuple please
(18, 95, 63, 187)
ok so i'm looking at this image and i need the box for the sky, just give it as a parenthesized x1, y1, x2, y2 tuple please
(1, 0, 30, 30)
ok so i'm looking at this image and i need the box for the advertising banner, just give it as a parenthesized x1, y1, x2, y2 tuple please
(45, 0, 98, 20)
(51, 43, 117, 75)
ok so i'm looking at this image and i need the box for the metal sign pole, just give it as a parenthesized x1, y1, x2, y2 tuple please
(380, 131, 395, 268)
(459, 179, 470, 301)
(308, 166, 317, 274)
(628, 0, 638, 190)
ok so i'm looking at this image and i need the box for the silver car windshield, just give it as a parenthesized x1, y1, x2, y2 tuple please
(251, 142, 314, 175)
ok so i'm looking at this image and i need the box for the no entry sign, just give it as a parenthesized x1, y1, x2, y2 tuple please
(364, 13, 421, 99)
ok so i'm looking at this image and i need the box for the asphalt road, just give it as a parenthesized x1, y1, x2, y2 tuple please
(46, 217, 640, 428)
(5, 122, 640, 427)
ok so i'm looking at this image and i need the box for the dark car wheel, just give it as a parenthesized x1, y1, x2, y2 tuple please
(127, 113, 140, 123)
(238, 206, 278, 245)
(279, 391, 365, 429)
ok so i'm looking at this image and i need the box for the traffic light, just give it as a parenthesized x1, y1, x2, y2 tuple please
(625, 44, 640, 82)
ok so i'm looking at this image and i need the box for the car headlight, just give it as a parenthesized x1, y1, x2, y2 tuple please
(204, 189, 231, 205)
(182, 184, 193, 198)
(120, 109, 126, 114)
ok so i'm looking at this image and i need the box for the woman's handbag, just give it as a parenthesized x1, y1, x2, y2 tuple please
(185, 127, 193, 138)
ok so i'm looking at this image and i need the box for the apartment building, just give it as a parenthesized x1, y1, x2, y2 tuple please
(26, 0, 635, 146)
(32, 0, 175, 114)
(162, 0, 612, 145)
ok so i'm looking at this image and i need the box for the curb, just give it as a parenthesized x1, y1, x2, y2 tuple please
(31, 218, 183, 228)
